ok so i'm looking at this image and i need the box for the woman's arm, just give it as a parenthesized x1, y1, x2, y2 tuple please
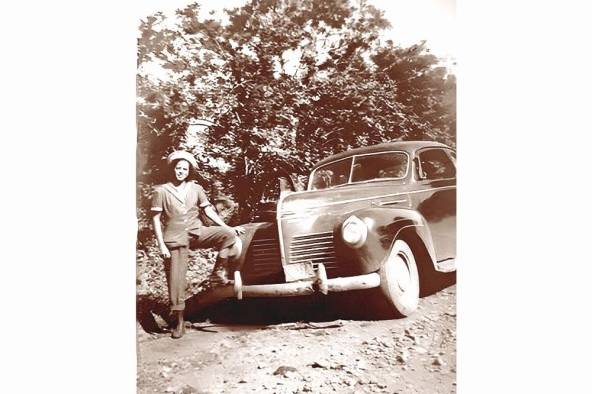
(152, 212, 171, 258)
(203, 205, 245, 235)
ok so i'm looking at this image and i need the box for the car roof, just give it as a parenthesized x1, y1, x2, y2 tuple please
(312, 140, 452, 169)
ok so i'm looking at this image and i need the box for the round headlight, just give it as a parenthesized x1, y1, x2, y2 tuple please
(342, 215, 368, 248)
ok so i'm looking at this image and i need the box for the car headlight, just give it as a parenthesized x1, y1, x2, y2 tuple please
(341, 215, 368, 248)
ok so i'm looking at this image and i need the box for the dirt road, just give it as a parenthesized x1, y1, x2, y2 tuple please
(137, 285, 456, 394)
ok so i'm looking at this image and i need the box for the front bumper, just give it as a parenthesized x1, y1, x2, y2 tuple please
(188, 263, 381, 314)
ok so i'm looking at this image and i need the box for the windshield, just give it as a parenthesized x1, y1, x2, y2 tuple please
(309, 157, 352, 191)
(351, 152, 408, 182)
(309, 151, 408, 190)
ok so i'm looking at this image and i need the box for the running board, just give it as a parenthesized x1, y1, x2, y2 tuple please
(435, 258, 456, 272)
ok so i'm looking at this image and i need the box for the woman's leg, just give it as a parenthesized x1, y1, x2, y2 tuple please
(190, 226, 239, 284)
(166, 246, 188, 338)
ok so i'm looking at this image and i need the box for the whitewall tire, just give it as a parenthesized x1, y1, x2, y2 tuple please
(378, 240, 420, 317)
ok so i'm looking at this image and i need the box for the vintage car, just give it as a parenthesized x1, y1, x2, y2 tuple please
(191, 141, 456, 318)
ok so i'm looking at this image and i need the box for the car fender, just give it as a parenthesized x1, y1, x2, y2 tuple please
(338, 207, 437, 273)
(230, 222, 274, 272)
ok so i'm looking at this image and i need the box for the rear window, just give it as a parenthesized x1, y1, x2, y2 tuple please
(417, 149, 456, 180)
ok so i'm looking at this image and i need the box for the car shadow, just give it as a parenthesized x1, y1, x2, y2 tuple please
(186, 295, 343, 325)
(421, 270, 457, 297)
(137, 275, 456, 330)
(184, 281, 450, 325)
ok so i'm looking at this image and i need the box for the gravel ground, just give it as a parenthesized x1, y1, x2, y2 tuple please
(137, 285, 456, 394)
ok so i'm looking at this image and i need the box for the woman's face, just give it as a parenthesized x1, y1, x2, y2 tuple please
(173, 160, 190, 182)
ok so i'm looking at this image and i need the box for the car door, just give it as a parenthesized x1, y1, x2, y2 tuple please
(410, 148, 456, 262)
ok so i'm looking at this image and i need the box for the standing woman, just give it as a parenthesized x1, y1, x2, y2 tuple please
(151, 151, 244, 338)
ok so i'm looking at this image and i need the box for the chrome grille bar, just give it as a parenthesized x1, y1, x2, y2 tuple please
(248, 235, 282, 274)
(288, 232, 337, 267)
(291, 236, 333, 242)
(290, 241, 334, 250)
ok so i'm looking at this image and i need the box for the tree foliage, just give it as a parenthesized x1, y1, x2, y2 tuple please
(137, 0, 456, 222)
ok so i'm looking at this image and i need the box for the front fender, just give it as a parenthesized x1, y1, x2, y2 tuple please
(230, 222, 274, 271)
(340, 207, 437, 273)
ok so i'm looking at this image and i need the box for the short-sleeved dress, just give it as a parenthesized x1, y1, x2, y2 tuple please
(151, 182, 211, 248)
(151, 181, 236, 250)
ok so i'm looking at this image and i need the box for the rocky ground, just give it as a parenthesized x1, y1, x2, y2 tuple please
(137, 284, 456, 394)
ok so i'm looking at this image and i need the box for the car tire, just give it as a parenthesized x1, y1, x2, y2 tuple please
(377, 240, 420, 318)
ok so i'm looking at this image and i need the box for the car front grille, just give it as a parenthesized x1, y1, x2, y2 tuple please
(244, 230, 350, 284)
(242, 236, 284, 284)
(288, 231, 339, 273)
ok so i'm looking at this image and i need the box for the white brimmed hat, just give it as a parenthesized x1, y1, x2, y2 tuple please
(166, 150, 198, 169)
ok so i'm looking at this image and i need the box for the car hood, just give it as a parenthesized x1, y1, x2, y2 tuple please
(278, 181, 408, 217)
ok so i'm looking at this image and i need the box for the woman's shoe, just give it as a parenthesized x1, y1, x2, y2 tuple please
(171, 325, 184, 339)
(171, 311, 185, 339)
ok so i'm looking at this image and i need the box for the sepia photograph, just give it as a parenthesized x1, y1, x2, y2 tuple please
(136, 0, 456, 393)
(4, 1, 592, 393)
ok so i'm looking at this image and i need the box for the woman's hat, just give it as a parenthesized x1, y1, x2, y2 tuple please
(166, 150, 198, 169)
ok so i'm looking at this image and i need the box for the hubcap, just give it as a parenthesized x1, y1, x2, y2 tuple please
(392, 252, 411, 292)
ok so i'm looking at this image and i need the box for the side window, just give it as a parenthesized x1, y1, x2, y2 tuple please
(417, 149, 456, 180)
(351, 152, 408, 182)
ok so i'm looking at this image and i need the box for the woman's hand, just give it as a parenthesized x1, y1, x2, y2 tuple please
(160, 244, 171, 259)
(233, 226, 246, 235)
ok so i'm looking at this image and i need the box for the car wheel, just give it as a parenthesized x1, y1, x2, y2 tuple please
(378, 240, 420, 317)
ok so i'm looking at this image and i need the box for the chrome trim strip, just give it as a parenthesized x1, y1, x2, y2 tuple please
(290, 246, 335, 254)
(290, 256, 337, 264)
(291, 256, 335, 260)
(290, 245, 334, 253)
(276, 191, 289, 267)
(291, 242, 334, 249)
(373, 199, 408, 207)
(292, 244, 333, 249)
(251, 238, 279, 243)
(292, 231, 333, 238)
(281, 185, 454, 215)
(348, 155, 355, 183)
(292, 238, 333, 245)
(293, 234, 333, 240)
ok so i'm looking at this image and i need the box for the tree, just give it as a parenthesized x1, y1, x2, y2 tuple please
(372, 41, 456, 147)
(137, 0, 456, 222)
